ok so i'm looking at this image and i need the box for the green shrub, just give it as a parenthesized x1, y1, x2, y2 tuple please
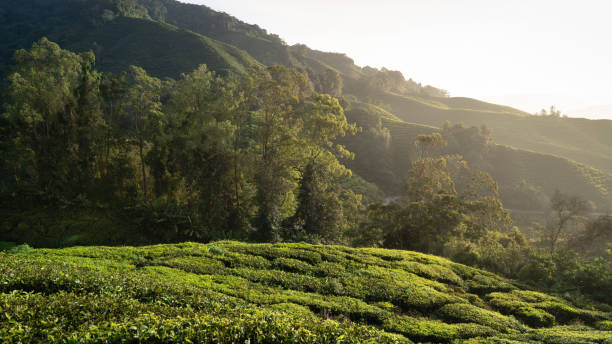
(595, 320, 612, 330)
(527, 325, 612, 344)
(383, 316, 497, 343)
(207, 245, 225, 256)
(273, 257, 313, 273)
(0, 242, 32, 255)
(437, 303, 523, 332)
(154, 256, 226, 275)
(513, 306, 555, 328)
(467, 273, 515, 294)
(313, 261, 346, 277)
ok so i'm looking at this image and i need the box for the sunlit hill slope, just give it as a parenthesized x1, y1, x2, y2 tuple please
(1, 242, 610, 343)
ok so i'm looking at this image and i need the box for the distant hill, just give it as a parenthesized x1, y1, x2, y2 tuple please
(0, 0, 259, 79)
(369, 90, 612, 174)
(1, 241, 610, 343)
(340, 100, 612, 211)
(569, 104, 612, 120)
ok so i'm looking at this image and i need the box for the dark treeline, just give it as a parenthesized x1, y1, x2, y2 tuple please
(1, 39, 610, 304)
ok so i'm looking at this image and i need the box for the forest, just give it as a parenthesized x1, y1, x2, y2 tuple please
(1, 37, 610, 306)
(0, 0, 610, 342)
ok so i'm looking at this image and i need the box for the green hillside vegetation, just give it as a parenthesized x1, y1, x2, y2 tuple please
(142, 0, 297, 67)
(340, 100, 612, 211)
(1, 32, 610, 286)
(488, 145, 612, 210)
(434, 97, 531, 115)
(340, 100, 437, 191)
(0, 0, 259, 81)
(0, 38, 361, 248)
(3, 0, 611, 181)
(0, 2, 611, 342)
(2, 39, 610, 310)
(148, 0, 612, 177)
(377, 90, 612, 175)
(1, 241, 610, 343)
(1, 0, 612, 210)
(75, 16, 259, 77)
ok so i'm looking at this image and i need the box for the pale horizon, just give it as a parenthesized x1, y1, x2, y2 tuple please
(184, 0, 611, 120)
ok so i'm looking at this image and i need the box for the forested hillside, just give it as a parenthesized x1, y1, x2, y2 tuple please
(3, 0, 611, 183)
(0, 0, 259, 80)
(338, 100, 612, 213)
(0, 0, 609, 248)
(376, 91, 612, 175)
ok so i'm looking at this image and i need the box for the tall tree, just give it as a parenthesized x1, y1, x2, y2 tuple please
(99, 72, 128, 177)
(246, 66, 311, 241)
(148, 65, 245, 239)
(546, 190, 590, 253)
(381, 135, 511, 253)
(291, 94, 357, 242)
(125, 66, 162, 201)
(2, 38, 104, 196)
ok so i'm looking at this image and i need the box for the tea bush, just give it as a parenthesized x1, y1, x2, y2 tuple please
(0, 241, 609, 343)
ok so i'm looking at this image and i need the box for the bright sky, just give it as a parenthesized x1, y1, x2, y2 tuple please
(185, 0, 612, 119)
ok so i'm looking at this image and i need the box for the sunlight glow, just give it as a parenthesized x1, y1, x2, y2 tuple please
(185, 0, 612, 119)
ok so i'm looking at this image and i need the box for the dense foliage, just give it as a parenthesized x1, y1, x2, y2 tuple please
(0, 242, 609, 343)
(2, 0, 611, 213)
(0, 38, 360, 246)
(1, 39, 610, 307)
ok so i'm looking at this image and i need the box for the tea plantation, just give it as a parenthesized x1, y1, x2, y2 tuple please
(0, 241, 610, 343)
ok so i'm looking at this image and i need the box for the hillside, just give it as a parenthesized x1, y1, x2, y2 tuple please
(128, 0, 612, 179)
(342, 100, 612, 211)
(1, 241, 610, 343)
(2, 0, 611, 182)
(0, 0, 259, 80)
(0, 0, 611, 243)
(377, 91, 612, 175)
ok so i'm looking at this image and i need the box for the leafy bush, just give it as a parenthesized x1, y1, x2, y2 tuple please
(437, 303, 523, 332)
(0, 243, 32, 254)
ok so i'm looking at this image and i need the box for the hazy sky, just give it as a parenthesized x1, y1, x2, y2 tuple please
(185, 0, 611, 119)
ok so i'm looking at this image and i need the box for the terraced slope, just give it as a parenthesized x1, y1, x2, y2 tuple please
(1, 242, 609, 343)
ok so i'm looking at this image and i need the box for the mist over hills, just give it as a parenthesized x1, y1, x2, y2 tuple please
(569, 104, 612, 120)
(0, 0, 611, 211)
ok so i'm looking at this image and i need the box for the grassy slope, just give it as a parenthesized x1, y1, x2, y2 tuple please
(1, 241, 610, 343)
(488, 145, 612, 209)
(343, 101, 612, 209)
(379, 91, 612, 175)
(138, 0, 299, 69)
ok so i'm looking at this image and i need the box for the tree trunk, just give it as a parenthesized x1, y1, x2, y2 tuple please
(139, 133, 147, 201)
